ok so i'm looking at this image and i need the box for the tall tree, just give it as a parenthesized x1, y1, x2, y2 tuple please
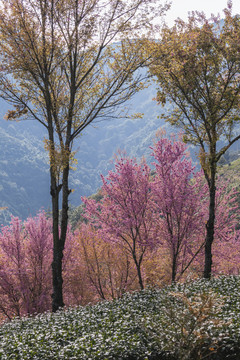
(149, 4, 240, 278)
(0, 0, 168, 311)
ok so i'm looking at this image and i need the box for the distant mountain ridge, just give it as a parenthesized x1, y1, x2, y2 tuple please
(1, 78, 240, 226)
(0, 84, 170, 225)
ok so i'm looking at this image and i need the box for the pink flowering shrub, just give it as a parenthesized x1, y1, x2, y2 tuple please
(0, 212, 52, 319)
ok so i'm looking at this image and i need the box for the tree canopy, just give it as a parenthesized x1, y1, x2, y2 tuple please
(149, 4, 240, 279)
(0, 0, 169, 311)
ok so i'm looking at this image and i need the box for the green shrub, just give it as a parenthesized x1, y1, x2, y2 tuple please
(0, 276, 240, 359)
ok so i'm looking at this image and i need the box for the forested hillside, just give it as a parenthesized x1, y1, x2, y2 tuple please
(0, 84, 169, 225)
(1, 84, 240, 227)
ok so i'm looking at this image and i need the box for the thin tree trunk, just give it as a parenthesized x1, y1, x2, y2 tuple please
(136, 262, 144, 290)
(51, 153, 71, 312)
(51, 241, 64, 312)
(50, 168, 64, 312)
(132, 252, 144, 290)
(172, 253, 177, 283)
(203, 161, 216, 279)
(60, 161, 70, 250)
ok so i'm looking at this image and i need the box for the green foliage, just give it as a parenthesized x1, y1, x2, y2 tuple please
(1, 276, 240, 359)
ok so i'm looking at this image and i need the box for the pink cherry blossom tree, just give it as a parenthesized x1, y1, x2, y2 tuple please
(151, 135, 239, 282)
(0, 212, 52, 319)
(0, 211, 78, 320)
(151, 136, 208, 282)
(82, 155, 158, 290)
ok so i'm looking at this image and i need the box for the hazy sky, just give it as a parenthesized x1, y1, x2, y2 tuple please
(164, 0, 240, 26)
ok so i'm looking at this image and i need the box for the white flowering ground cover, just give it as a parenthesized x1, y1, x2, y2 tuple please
(0, 276, 240, 359)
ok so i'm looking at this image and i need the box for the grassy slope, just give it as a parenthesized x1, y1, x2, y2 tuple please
(1, 276, 240, 360)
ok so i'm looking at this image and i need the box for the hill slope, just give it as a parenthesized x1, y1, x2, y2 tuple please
(1, 275, 240, 359)
(1, 81, 240, 226)
(0, 84, 170, 225)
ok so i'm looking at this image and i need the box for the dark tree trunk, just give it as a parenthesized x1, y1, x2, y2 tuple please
(51, 154, 71, 312)
(203, 160, 216, 279)
(50, 169, 64, 312)
(171, 253, 177, 283)
(137, 263, 144, 290)
(132, 252, 144, 290)
(51, 242, 64, 312)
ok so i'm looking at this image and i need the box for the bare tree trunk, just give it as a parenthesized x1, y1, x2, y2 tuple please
(50, 169, 64, 312)
(171, 253, 177, 283)
(51, 152, 71, 312)
(203, 161, 216, 279)
(51, 241, 64, 312)
(132, 252, 144, 290)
